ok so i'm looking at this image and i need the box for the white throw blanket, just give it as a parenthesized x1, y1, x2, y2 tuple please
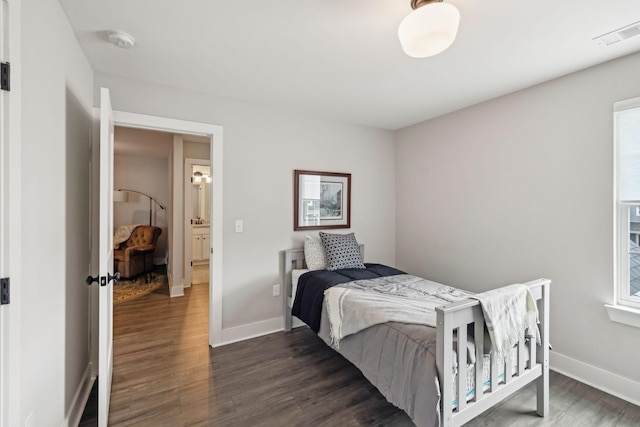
(113, 224, 143, 249)
(469, 284, 540, 363)
(324, 274, 472, 348)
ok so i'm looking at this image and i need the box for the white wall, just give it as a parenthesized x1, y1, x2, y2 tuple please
(184, 140, 210, 160)
(396, 52, 640, 401)
(170, 135, 184, 296)
(114, 153, 170, 262)
(21, 0, 94, 425)
(95, 72, 397, 330)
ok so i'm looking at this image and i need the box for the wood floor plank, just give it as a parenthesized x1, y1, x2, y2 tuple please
(78, 280, 640, 426)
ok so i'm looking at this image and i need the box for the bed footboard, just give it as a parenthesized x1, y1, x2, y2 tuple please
(436, 278, 550, 427)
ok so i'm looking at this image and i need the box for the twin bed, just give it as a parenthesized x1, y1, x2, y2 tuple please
(282, 245, 550, 427)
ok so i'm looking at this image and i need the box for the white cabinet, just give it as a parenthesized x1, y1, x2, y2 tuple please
(192, 235, 202, 260)
(192, 227, 210, 261)
(202, 234, 210, 260)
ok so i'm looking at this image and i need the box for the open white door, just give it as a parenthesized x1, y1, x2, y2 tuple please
(98, 87, 116, 426)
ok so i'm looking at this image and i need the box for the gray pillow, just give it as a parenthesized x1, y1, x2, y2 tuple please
(319, 232, 365, 271)
(304, 235, 327, 270)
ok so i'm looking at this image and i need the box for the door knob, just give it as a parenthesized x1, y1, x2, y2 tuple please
(86, 273, 120, 286)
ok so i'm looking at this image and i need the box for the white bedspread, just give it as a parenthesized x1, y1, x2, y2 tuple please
(324, 274, 472, 348)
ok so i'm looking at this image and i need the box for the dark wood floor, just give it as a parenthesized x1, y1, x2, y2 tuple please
(80, 282, 640, 426)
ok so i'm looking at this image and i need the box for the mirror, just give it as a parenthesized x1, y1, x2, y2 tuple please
(191, 165, 211, 224)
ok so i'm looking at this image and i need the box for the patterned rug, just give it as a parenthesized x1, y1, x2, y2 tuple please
(113, 272, 167, 304)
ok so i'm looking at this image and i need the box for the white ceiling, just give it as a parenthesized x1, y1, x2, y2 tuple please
(59, 0, 640, 130)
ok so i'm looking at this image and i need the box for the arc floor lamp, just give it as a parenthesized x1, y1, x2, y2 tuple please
(114, 189, 166, 226)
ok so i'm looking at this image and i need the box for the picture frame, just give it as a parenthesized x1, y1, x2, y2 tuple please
(294, 170, 351, 231)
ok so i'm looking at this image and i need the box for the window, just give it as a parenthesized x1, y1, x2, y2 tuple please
(614, 96, 640, 311)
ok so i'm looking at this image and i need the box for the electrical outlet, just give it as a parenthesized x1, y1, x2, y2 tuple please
(272, 284, 280, 297)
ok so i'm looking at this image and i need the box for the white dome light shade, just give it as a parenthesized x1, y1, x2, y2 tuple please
(398, 3, 460, 58)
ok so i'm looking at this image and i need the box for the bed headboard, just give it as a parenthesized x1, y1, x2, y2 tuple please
(282, 244, 364, 331)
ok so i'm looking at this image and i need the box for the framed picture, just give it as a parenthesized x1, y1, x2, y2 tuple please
(294, 170, 351, 231)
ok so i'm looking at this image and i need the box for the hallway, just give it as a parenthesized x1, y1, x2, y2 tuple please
(110, 283, 210, 425)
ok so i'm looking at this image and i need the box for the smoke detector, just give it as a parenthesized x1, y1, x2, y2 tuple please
(108, 30, 135, 49)
(593, 21, 640, 46)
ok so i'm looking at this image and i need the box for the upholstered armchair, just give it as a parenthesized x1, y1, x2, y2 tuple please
(114, 225, 162, 280)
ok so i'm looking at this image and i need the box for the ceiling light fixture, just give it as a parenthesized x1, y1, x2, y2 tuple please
(193, 171, 211, 183)
(108, 30, 135, 49)
(398, 0, 460, 58)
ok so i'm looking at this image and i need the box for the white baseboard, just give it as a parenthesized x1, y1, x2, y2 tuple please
(63, 363, 95, 427)
(292, 317, 305, 329)
(220, 317, 284, 346)
(167, 272, 184, 297)
(551, 351, 640, 406)
(170, 283, 184, 297)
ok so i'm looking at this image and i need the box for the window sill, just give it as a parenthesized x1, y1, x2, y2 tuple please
(605, 304, 640, 329)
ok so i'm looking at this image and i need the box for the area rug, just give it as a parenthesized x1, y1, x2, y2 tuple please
(113, 272, 167, 304)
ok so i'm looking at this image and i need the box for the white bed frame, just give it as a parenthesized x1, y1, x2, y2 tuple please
(282, 247, 550, 427)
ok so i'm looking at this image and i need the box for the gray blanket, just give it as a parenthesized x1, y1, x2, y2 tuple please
(324, 274, 472, 348)
(318, 311, 442, 427)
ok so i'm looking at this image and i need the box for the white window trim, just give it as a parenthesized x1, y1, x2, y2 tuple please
(605, 304, 640, 328)
(615, 203, 640, 310)
(608, 96, 640, 328)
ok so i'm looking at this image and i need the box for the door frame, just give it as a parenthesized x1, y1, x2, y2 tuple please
(0, 1, 21, 426)
(90, 110, 223, 361)
(184, 157, 211, 288)
(114, 111, 223, 347)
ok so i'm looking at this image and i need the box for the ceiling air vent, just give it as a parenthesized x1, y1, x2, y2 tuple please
(594, 21, 640, 46)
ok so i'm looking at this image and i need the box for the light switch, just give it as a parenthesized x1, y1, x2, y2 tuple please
(235, 220, 243, 233)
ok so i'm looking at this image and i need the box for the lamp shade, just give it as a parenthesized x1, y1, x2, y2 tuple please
(113, 190, 129, 203)
(398, 2, 460, 58)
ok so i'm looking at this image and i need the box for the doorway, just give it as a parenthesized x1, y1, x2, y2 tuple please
(184, 159, 211, 288)
(90, 108, 223, 424)
(101, 110, 223, 348)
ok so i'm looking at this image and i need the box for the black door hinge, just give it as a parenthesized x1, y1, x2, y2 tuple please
(100, 276, 107, 287)
(190, 261, 193, 267)
(1, 62, 10, 91)
(1, 278, 9, 305)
